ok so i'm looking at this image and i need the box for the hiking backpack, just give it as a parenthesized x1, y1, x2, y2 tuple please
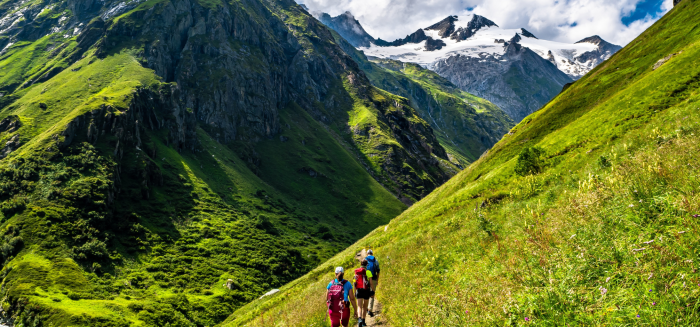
(366, 256, 378, 276)
(327, 280, 347, 312)
(354, 267, 370, 290)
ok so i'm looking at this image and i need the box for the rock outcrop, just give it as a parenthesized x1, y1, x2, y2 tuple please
(315, 11, 375, 47)
(432, 37, 573, 122)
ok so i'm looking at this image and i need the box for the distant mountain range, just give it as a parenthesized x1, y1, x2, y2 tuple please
(314, 12, 622, 121)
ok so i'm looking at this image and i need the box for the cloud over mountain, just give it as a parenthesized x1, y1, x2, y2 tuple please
(298, 0, 673, 45)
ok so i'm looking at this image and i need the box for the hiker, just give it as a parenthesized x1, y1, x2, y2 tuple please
(327, 267, 358, 327)
(365, 250, 380, 315)
(354, 259, 374, 326)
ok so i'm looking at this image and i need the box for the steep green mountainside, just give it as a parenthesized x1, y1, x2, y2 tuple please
(0, 0, 464, 325)
(226, 1, 700, 325)
(331, 31, 514, 166)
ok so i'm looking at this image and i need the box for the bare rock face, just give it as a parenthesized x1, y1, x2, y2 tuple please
(0, 134, 21, 159)
(315, 11, 375, 48)
(574, 36, 623, 69)
(0, 116, 21, 134)
(432, 38, 572, 122)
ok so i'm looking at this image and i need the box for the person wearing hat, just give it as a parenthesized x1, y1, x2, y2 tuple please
(326, 266, 357, 327)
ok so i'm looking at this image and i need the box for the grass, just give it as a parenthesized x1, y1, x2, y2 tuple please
(328, 32, 513, 166)
(225, 1, 700, 325)
(0, 0, 462, 325)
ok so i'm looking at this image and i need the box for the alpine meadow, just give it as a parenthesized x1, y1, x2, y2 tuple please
(225, 0, 700, 326)
(0, 0, 697, 325)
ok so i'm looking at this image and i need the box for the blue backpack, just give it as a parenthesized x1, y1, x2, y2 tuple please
(366, 256, 378, 276)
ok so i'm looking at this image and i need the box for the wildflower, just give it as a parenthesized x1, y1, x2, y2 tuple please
(652, 302, 657, 306)
(637, 315, 640, 318)
(649, 289, 652, 292)
(600, 287, 608, 295)
(639, 199, 643, 203)
(629, 204, 635, 207)
(648, 273, 653, 280)
(465, 310, 469, 314)
(606, 277, 611, 283)
(525, 317, 530, 321)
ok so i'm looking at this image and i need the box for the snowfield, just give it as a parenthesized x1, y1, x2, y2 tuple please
(359, 14, 611, 79)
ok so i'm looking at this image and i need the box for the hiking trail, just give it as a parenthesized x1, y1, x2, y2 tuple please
(355, 249, 385, 326)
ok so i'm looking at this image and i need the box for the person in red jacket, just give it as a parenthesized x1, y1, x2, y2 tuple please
(353, 259, 374, 327)
(326, 267, 358, 327)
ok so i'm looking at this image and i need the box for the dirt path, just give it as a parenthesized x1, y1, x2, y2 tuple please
(355, 250, 385, 326)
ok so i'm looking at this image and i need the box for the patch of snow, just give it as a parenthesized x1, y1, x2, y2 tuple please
(101, 0, 142, 20)
(0, 42, 13, 55)
(360, 15, 602, 78)
(0, 8, 28, 35)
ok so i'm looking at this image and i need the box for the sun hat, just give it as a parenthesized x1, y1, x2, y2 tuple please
(335, 267, 344, 274)
(367, 249, 373, 255)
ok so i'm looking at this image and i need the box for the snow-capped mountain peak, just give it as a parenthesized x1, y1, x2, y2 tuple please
(316, 11, 621, 122)
(359, 14, 620, 80)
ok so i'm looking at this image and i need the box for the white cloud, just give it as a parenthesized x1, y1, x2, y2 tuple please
(298, 0, 674, 45)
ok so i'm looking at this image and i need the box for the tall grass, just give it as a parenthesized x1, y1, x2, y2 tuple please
(228, 110, 700, 326)
(226, 1, 700, 324)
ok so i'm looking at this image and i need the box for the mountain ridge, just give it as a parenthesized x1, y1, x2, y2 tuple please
(0, 0, 473, 325)
(317, 11, 621, 121)
(224, 1, 700, 325)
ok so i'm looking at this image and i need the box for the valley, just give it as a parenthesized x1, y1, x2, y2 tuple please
(228, 0, 700, 325)
(0, 0, 694, 325)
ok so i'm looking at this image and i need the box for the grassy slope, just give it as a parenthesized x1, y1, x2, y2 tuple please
(0, 2, 416, 327)
(328, 32, 513, 166)
(226, 1, 700, 325)
(369, 59, 513, 165)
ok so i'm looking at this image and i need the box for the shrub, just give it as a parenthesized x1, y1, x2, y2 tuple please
(597, 155, 611, 168)
(514, 147, 545, 176)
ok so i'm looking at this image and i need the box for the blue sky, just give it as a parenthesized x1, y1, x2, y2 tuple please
(622, 0, 667, 26)
(299, 0, 675, 45)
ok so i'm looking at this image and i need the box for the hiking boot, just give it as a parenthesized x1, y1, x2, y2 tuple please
(368, 311, 374, 318)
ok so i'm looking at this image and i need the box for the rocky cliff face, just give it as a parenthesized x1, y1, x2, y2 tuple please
(425, 14, 498, 41)
(573, 35, 623, 68)
(432, 37, 574, 121)
(314, 11, 375, 47)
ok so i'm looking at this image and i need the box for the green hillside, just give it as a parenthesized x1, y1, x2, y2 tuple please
(368, 59, 513, 166)
(331, 32, 514, 166)
(0, 0, 472, 325)
(225, 1, 700, 325)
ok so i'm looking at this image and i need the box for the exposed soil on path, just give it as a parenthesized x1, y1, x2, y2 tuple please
(355, 250, 386, 327)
